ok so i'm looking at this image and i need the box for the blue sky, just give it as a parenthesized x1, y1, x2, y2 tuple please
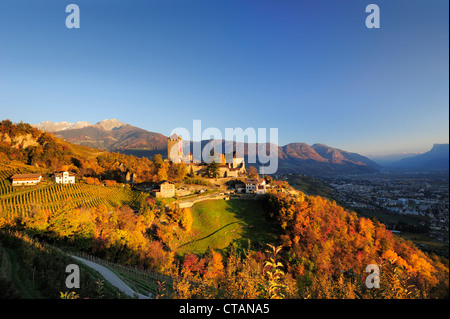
(0, 0, 448, 156)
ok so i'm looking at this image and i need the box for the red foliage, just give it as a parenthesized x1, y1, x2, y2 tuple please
(182, 253, 206, 276)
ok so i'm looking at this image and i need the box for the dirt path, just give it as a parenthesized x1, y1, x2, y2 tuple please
(177, 221, 243, 249)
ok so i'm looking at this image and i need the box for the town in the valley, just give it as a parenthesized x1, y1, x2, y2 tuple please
(282, 171, 449, 257)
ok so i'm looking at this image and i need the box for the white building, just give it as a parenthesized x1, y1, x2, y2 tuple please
(245, 178, 266, 195)
(152, 181, 175, 198)
(11, 173, 42, 186)
(54, 171, 76, 184)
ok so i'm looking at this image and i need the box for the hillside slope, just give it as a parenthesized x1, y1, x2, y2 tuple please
(0, 231, 127, 299)
(0, 119, 169, 186)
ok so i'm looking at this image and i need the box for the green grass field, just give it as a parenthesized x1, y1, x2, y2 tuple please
(175, 199, 278, 255)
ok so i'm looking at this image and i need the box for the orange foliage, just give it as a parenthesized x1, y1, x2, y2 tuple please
(204, 250, 224, 280)
(85, 177, 101, 185)
(104, 180, 117, 187)
(264, 191, 448, 296)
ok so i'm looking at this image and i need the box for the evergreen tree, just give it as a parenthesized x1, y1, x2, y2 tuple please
(206, 161, 219, 178)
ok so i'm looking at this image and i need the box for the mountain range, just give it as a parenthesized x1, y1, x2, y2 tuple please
(369, 153, 421, 166)
(385, 144, 449, 171)
(32, 119, 384, 175)
(32, 120, 93, 132)
(44, 119, 168, 154)
(278, 143, 380, 175)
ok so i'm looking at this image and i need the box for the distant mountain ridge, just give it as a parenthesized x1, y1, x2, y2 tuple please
(388, 144, 449, 171)
(32, 119, 125, 132)
(42, 120, 168, 155)
(183, 140, 380, 175)
(32, 120, 92, 132)
(95, 119, 125, 131)
(32, 119, 381, 175)
(277, 143, 380, 175)
(369, 153, 420, 166)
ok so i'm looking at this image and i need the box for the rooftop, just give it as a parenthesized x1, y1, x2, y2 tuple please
(168, 133, 182, 141)
(11, 173, 42, 180)
(245, 178, 265, 184)
(54, 171, 76, 177)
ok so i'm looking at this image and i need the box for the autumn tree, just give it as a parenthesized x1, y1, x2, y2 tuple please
(259, 245, 287, 299)
(182, 253, 206, 278)
(204, 250, 224, 280)
(247, 166, 259, 178)
(168, 162, 187, 181)
(179, 208, 193, 232)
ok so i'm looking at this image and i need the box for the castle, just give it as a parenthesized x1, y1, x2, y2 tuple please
(167, 133, 246, 178)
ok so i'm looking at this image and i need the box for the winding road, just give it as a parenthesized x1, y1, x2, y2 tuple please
(71, 255, 152, 299)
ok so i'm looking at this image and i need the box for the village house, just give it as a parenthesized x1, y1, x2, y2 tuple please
(54, 171, 76, 184)
(153, 180, 175, 198)
(235, 178, 266, 194)
(10, 173, 43, 186)
(245, 178, 266, 195)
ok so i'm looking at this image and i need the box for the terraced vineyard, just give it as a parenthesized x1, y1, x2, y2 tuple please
(0, 169, 21, 196)
(0, 170, 148, 219)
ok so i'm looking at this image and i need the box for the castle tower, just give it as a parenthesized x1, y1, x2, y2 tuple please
(232, 151, 245, 171)
(168, 133, 183, 163)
